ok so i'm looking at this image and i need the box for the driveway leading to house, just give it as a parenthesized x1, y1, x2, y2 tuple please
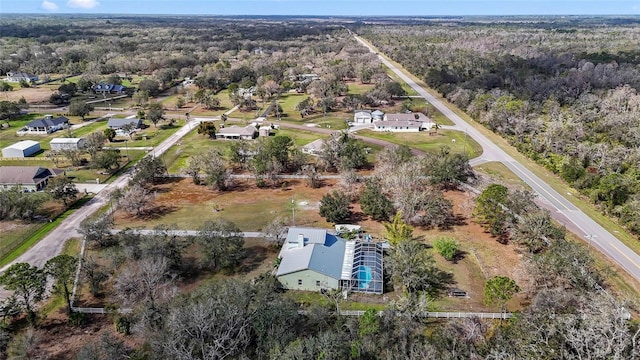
(354, 34, 640, 283)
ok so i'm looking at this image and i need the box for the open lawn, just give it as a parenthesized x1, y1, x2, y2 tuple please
(164, 129, 230, 173)
(277, 92, 309, 121)
(274, 128, 330, 147)
(357, 129, 483, 158)
(346, 81, 376, 95)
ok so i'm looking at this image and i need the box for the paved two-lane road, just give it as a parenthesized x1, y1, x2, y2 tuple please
(354, 35, 640, 283)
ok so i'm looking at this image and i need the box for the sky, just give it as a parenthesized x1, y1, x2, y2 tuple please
(1, 0, 639, 16)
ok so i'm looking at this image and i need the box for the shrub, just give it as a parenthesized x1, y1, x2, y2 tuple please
(432, 237, 460, 261)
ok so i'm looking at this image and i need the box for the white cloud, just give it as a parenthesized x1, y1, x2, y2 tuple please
(67, 0, 100, 9)
(41, 1, 59, 11)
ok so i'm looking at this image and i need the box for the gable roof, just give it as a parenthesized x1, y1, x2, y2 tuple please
(277, 227, 347, 280)
(26, 116, 69, 128)
(0, 166, 56, 185)
(5, 140, 40, 151)
(107, 118, 142, 128)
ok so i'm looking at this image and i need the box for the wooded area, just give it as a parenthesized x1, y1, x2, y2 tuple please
(359, 18, 640, 236)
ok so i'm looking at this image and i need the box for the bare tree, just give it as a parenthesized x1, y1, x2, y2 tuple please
(159, 280, 254, 360)
(113, 256, 175, 309)
(263, 217, 289, 247)
(120, 184, 155, 216)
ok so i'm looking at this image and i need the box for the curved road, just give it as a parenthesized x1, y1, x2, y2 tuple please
(353, 35, 640, 283)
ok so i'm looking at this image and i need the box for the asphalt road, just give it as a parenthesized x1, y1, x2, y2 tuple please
(354, 35, 640, 283)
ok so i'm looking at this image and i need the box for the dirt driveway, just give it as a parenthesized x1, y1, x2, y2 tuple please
(3, 86, 55, 103)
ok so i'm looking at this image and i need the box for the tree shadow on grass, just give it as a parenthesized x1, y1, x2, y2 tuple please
(237, 246, 268, 275)
(138, 205, 178, 220)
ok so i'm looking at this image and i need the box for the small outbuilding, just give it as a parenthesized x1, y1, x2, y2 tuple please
(2, 140, 41, 158)
(50, 137, 85, 151)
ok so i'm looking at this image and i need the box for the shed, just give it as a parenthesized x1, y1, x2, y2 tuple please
(2, 140, 41, 158)
(50, 138, 85, 151)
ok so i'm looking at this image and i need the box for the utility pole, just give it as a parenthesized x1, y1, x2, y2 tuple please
(291, 197, 295, 226)
(464, 128, 468, 155)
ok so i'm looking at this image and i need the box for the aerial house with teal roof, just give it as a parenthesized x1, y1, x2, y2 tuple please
(276, 227, 384, 294)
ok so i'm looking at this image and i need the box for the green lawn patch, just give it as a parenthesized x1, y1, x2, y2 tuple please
(164, 130, 230, 173)
(358, 129, 482, 157)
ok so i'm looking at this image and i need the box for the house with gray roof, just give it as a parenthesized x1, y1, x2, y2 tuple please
(301, 139, 325, 156)
(216, 125, 257, 140)
(0, 166, 61, 191)
(276, 227, 384, 294)
(107, 118, 142, 130)
(4, 71, 38, 83)
(23, 115, 69, 134)
(383, 112, 432, 123)
(373, 120, 424, 132)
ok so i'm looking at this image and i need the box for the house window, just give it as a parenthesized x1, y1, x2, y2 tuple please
(316, 280, 321, 287)
(297, 279, 302, 286)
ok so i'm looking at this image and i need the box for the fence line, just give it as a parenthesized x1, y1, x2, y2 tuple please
(336, 310, 513, 319)
(71, 307, 132, 314)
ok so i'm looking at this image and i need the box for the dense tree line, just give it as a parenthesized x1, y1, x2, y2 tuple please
(361, 20, 640, 238)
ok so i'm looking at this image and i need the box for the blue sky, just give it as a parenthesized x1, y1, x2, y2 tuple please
(2, 1, 639, 16)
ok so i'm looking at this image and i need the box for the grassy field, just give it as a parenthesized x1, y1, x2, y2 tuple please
(346, 81, 376, 95)
(164, 129, 230, 173)
(358, 129, 483, 158)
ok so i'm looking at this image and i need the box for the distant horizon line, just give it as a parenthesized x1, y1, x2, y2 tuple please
(2, 13, 640, 17)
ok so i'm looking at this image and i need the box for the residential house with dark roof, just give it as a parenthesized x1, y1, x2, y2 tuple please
(0, 166, 61, 191)
(23, 115, 69, 134)
(94, 83, 127, 94)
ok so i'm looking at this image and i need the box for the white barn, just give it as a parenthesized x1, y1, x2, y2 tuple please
(2, 140, 41, 158)
(50, 138, 85, 151)
(353, 110, 373, 124)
